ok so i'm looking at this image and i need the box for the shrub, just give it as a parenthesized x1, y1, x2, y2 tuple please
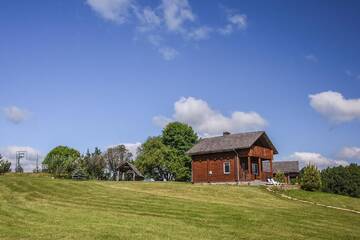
(274, 172, 285, 183)
(301, 164, 321, 191)
(0, 154, 11, 175)
(321, 164, 360, 197)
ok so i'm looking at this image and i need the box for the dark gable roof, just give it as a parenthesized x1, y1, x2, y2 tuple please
(118, 161, 144, 177)
(187, 131, 278, 155)
(272, 161, 299, 173)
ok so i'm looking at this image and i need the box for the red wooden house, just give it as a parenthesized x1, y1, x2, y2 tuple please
(187, 131, 278, 183)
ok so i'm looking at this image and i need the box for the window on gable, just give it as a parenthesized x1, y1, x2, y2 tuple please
(224, 161, 230, 174)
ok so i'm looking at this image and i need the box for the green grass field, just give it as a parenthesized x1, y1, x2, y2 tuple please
(0, 174, 359, 240)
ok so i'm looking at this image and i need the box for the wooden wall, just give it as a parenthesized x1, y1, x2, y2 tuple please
(192, 152, 236, 183)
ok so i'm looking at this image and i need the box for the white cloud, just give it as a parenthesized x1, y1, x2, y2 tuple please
(152, 115, 172, 127)
(162, 0, 195, 32)
(134, 6, 161, 32)
(158, 47, 178, 60)
(218, 24, 233, 35)
(3, 106, 28, 124)
(218, 10, 247, 35)
(228, 13, 247, 29)
(153, 96, 267, 136)
(86, 0, 133, 23)
(186, 26, 212, 40)
(339, 147, 360, 160)
(0, 146, 42, 172)
(309, 91, 360, 123)
(305, 54, 318, 62)
(87, 0, 248, 60)
(288, 152, 349, 169)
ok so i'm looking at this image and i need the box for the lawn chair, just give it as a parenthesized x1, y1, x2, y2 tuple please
(271, 178, 281, 185)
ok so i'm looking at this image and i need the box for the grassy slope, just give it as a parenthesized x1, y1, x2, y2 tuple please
(283, 189, 360, 212)
(0, 175, 359, 240)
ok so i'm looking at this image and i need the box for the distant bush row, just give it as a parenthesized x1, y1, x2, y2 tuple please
(300, 164, 360, 198)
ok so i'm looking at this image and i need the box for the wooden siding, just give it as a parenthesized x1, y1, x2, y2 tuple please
(249, 146, 273, 159)
(192, 152, 236, 183)
(191, 147, 274, 183)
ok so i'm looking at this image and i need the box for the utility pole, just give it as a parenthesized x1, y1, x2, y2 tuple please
(36, 153, 39, 173)
(15, 151, 26, 173)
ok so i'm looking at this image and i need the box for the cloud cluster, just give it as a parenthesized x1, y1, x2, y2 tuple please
(86, 0, 247, 60)
(309, 91, 360, 123)
(288, 151, 349, 169)
(3, 106, 28, 124)
(153, 96, 267, 137)
(0, 146, 42, 172)
(86, 0, 133, 23)
(339, 147, 360, 160)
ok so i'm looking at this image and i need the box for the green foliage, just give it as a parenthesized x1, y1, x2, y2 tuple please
(81, 147, 106, 179)
(0, 154, 11, 174)
(135, 122, 198, 181)
(135, 137, 175, 180)
(301, 164, 321, 191)
(162, 122, 198, 154)
(274, 172, 285, 183)
(321, 164, 360, 198)
(72, 167, 88, 180)
(43, 146, 80, 177)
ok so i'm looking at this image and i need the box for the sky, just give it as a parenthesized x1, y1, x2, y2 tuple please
(1, 0, 360, 171)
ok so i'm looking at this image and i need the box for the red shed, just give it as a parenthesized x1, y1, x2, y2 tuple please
(187, 131, 278, 183)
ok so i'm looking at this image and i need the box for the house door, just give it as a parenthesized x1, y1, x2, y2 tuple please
(252, 163, 259, 179)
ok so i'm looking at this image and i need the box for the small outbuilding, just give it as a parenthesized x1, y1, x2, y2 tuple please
(272, 161, 299, 183)
(117, 161, 144, 181)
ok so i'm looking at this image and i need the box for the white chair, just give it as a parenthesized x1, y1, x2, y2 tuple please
(271, 178, 280, 185)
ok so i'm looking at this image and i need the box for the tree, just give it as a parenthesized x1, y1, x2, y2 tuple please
(161, 122, 198, 181)
(135, 137, 178, 181)
(104, 145, 132, 180)
(0, 154, 11, 175)
(321, 164, 360, 197)
(82, 147, 106, 179)
(162, 122, 198, 154)
(43, 146, 80, 177)
(301, 164, 321, 191)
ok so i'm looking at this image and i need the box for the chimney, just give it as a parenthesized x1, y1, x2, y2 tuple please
(223, 131, 231, 136)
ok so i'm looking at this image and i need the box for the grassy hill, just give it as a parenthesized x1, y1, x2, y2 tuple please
(0, 175, 359, 240)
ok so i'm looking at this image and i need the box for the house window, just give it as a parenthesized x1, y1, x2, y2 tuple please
(224, 161, 230, 174)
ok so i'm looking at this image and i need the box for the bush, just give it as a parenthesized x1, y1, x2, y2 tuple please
(274, 172, 285, 183)
(0, 154, 11, 175)
(321, 164, 360, 197)
(301, 164, 321, 191)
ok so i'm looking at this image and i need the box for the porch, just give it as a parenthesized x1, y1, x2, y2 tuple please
(237, 157, 273, 182)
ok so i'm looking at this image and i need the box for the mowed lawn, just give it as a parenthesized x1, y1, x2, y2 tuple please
(0, 175, 359, 240)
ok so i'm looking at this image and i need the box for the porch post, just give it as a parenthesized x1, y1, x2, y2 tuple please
(270, 157, 273, 178)
(258, 158, 262, 180)
(236, 153, 240, 183)
(247, 156, 251, 180)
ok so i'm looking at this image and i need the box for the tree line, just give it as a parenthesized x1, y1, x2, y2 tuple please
(299, 164, 360, 198)
(41, 122, 198, 181)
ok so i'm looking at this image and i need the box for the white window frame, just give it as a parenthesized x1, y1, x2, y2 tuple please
(223, 161, 230, 175)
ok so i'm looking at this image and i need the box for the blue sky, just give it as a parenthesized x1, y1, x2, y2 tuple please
(1, 0, 360, 171)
